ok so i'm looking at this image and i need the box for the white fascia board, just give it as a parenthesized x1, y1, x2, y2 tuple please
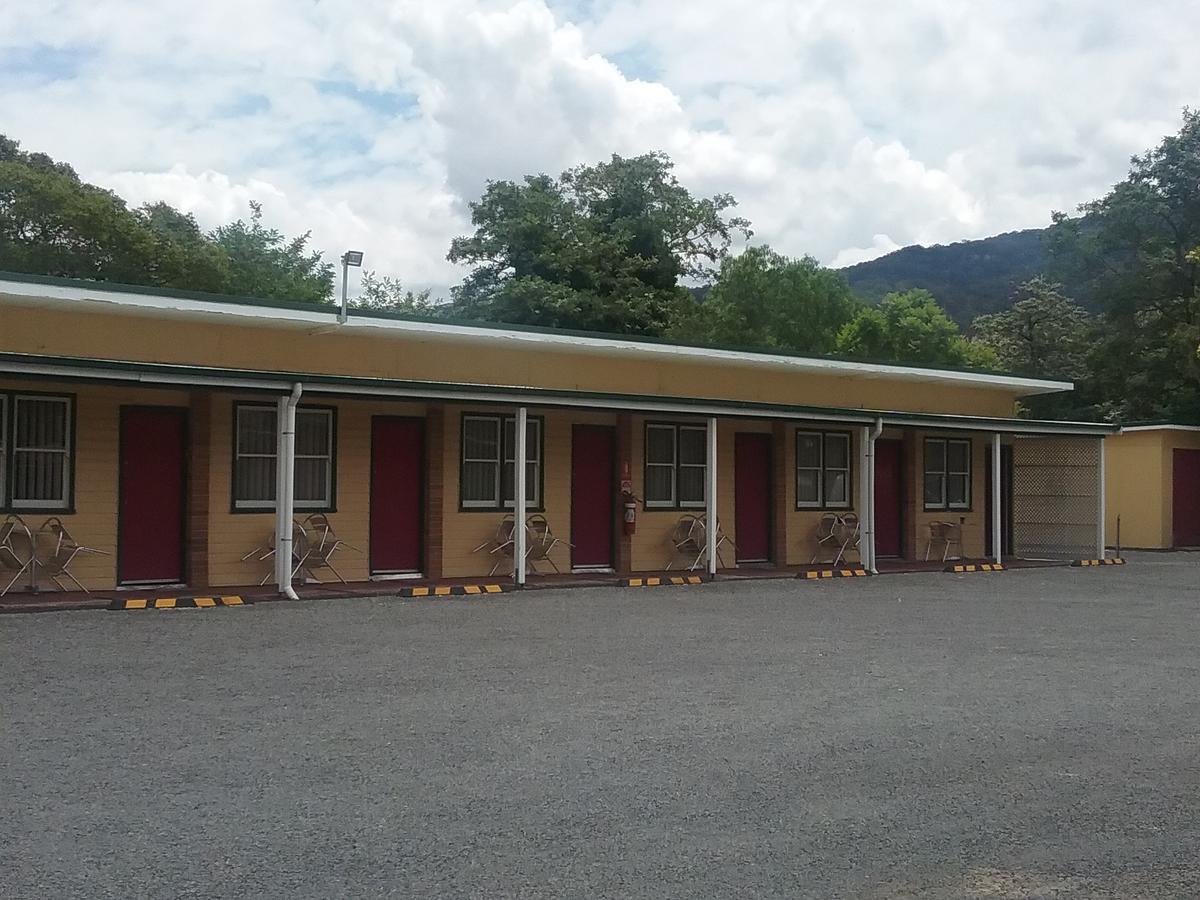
(1118, 424, 1200, 433)
(884, 414, 1116, 436)
(0, 279, 1074, 396)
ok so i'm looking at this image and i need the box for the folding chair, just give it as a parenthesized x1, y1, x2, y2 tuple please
(0, 515, 36, 596)
(665, 514, 705, 570)
(245, 521, 313, 586)
(472, 515, 519, 576)
(810, 513, 842, 564)
(37, 518, 109, 592)
(704, 515, 736, 570)
(524, 514, 573, 574)
(924, 520, 963, 561)
(836, 513, 861, 565)
(296, 514, 359, 584)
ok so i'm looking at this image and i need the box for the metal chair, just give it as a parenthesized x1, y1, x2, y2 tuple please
(925, 520, 963, 561)
(36, 518, 108, 592)
(837, 513, 862, 565)
(472, 515, 519, 576)
(244, 521, 315, 585)
(0, 515, 36, 596)
(810, 513, 842, 564)
(296, 514, 359, 584)
(524, 514, 573, 574)
(666, 514, 705, 570)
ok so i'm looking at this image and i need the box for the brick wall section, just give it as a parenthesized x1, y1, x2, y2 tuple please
(615, 413, 633, 574)
(186, 392, 212, 588)
(772, 421, 789, 565)
(424, 406, 445, 580)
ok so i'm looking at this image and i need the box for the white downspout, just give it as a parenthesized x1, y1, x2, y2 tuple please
(706, 416, 718, 577)
(867, 417, 882, 573)
(1097, 436, 1106, 559)
(514, 406, 528, 586)
(992, 432, 1003, 566)
(275, 382, 303, 600)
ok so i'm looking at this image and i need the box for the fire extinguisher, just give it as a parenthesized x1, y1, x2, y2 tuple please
(620, 461, 638, 535)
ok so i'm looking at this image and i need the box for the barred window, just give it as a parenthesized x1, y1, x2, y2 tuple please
(795, 430, 850, 509)
(925, 437, 971, 510)
(460, 414, 542, 510)
(233, 404, 335, 511)
(9, 395, 72, 510)
(644, 423, 707, 508)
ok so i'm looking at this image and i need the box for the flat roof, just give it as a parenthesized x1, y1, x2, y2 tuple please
(0, 271, 1074, 396)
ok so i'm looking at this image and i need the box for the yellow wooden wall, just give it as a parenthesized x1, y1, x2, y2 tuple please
(1, 302, 1023, 418)
(1105, 429, 1200, 549)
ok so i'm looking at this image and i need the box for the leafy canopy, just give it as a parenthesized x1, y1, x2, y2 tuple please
(446, 152, 750, 334)
(836, 289, 998, 369)
(669, 245, 860, 354)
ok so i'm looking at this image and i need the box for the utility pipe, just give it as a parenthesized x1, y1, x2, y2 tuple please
(992, 432, 1003, 565)
(514, 406, 528, 586)
(275, 382, 303, 599)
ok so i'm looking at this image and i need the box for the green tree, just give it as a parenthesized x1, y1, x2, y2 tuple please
(352, 270, 435, 314)
(211, 201, 333, 303)
(446, 152, 750, 335)
(669, 245, 860, 353)
(1047, 109, 1200, 421)
(835, 289, 998, 369)
(0, 134, 154, 282)
(137, 201, 230, 292)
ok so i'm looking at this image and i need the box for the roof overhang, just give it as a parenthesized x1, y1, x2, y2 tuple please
(0, 351, 1117, 437)
(0, 275, 1074, 397)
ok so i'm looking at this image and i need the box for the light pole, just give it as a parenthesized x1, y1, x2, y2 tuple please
(338, 250, 364, 324)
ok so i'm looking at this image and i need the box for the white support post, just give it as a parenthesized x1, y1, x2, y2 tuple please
(992, 432, 1003, 565)
(275, 384, 302, 599)
(514, 406, 528, 585)
(706, 417, 718, 577)
(858, 425, 872, 571)
(1097, 436, 1106, 559)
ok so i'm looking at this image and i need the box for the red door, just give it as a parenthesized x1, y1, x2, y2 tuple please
(371, 417, 424, 573)
(1173, 449, 1200, 547)
(119, 407, 187, 585)
(734, 433, 771, 563)
(571, 425, 615, 568)
(874, 439, 902, 557)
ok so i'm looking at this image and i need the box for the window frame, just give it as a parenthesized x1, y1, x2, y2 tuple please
(2, 390, 76, 513)
(794, 429, 853, 510)
(643, 421, 709, 510)
(457, 412, 545, 512)
(231, 402, 338, 513)
(923, 436, 972, 512)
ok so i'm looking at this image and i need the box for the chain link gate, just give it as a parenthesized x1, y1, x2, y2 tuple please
(1009, 436, 1103, 561)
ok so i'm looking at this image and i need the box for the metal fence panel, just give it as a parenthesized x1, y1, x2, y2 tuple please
(1011, 436, 1101, 560)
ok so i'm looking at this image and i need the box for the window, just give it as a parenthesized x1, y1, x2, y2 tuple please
(459, 414, 542, 510)
(795, 430, 851, 509)
(233, 404, 335, 511)
(924, 437, 971, 510)
(644, 423, 707, 508)
(3, 394, 73, 510)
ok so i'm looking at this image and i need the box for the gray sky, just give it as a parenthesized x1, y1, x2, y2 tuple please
(2, 0, 1197, 296)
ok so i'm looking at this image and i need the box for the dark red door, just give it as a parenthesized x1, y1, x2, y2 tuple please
(571, 425, 615, 568)
(1173, 449, 1200, 547)
(874, 439, 902, 557)
(371, 417, 424, 573)
(734, 433, 771, 562)
(119, 407, 187, 584)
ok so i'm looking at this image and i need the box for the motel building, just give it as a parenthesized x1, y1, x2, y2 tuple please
(0, 273, 1117, 603)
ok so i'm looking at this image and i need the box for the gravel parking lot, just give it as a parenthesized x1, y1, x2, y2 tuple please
(3, 555, 1200, 899)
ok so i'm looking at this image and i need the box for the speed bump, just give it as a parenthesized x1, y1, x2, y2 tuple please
(1072, 558, 1126, 567)
(400, 583, 512, 598)
(799, 568, 869, 579)
(945, 563, 1006, 573)
(625, 575, 704, 588)
(109, 595, 248, 611)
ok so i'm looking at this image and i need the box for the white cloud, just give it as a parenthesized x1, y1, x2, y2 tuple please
(2, 0, 1198, 297)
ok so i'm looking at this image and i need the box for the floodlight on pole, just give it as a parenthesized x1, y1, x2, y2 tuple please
(338, 250, 364, 324)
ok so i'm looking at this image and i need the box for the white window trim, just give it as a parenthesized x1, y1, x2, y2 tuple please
(677, 425, 708, 509)
(460, 414, 543, 511)
(10, 394, 72, 510)
(795, 429, 850, 510)
(234, 404, 334, 511)
(644, 424, 678, 509)
(924, 437, 971, 511)
(461, 414, 502, 509)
